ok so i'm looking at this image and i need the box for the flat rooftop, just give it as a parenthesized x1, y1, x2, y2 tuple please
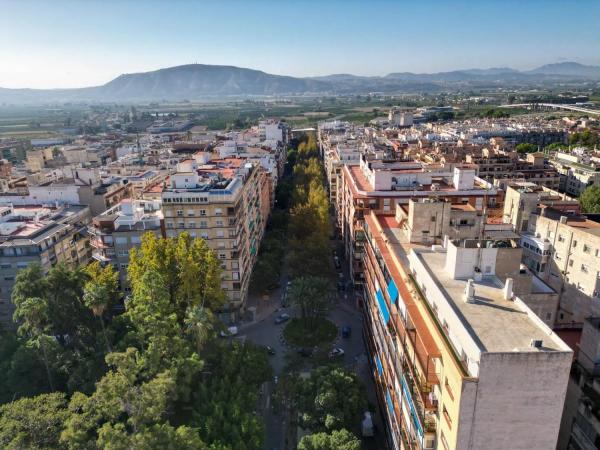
(414, 250, 567, 353)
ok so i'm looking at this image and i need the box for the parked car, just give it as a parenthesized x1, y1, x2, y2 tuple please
(342, 326, 352, 338)
(219, 326, 238, 337)
(274, 313, 290, 324)
(298, 347, 313, 357)
(266, 346, 276, 355)
(329, 347, 345, 358)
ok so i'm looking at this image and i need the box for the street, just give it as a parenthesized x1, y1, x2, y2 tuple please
(237, 240, 381, 450)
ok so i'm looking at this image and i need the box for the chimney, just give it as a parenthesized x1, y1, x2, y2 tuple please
(503, 278, 514, 300)
(464, 279, 475, 303)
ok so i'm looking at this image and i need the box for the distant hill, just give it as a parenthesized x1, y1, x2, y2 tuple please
(1, 62, 599, 105)
(527, 62, 600, 78)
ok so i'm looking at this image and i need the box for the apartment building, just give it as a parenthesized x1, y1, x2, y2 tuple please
(550, 153, 600, 196)
(467, 150, 561, 190)
(89, 199, 164, 288)
(160, 154, 270, 321)
(526, 207, 600, 324)
(362, 211, 572, 450)
(337, 155, 499, 289)
(502, 182, 580, 233)
(0, 204, 92, 325)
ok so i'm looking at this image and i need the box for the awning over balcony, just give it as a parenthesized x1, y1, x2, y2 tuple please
(376, 355, 383, 376)
(376, 289, 390, 324)
(386, 390, 395, 419)
(387, 279, 398, 304)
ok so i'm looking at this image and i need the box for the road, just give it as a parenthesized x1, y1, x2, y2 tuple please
(237, 246, 377, 449)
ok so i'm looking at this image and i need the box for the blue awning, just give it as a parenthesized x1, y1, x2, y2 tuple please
(387, 279, 399, 304)
(376, 289, 390, 324)
(375, 355, 383, 375)
(401, 375, 424, 440)
(386, 390, 395, 419)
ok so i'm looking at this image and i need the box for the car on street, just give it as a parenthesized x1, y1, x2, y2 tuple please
(298, 347, 313, 357)
(219, 326, 239, 337)
(342, 326, 352, 338)
(329, 347, 345, 358)
(266, 346, 276, 355)
(274, 313, 290, 324)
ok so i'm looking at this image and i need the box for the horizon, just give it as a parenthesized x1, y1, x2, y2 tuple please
(1, 0, 599, 89)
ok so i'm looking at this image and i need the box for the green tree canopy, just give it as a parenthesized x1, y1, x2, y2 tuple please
(298, 429, 361, 450)
(516, 143, 538, 154)
(580, 185, 600, 213)
(295, 366, 367, 433)
(0, 392, 70, 450)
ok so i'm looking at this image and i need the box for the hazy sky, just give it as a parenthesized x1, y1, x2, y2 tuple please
(1, 0, 599, 89)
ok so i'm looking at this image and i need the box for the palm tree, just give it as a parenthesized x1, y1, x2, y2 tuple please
(83, 283, 112, 353)
(14, 297, 55, 391)
(184, 305, 214, 353)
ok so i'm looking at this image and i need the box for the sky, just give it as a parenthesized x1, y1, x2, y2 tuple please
(0, 0, 599, 89)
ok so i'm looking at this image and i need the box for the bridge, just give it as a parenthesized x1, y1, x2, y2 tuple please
(498, 103, 600, 116)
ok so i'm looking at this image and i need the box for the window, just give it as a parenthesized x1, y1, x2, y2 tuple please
(443, 406, 452, 428)
(218, 252, 226, 260)
(215, 208, 223, 216)
(199, 209, 206, 216)
(200, 232, 209, 239)
(232, 272, 240, 280)
(131, 236, 141, 244)
(115, 237, 127, 244)
(178, 222, 185, 229)
(176, 210, 183, 216)
(200, 221, 207, 228)
(167, 222, 174, 229)
(187, 210, 195, 217)
(216, 230, 224, 238)
(569, 259, 574, 267)
(216, 220, 224, 227)
(188, 222, 195, 228)
(573, 240, 578, 248)
(444, 378, 454, 401)
(581, 264, 589, 273)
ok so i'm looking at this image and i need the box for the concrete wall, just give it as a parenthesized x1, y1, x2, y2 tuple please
(457, 351, 572, 450)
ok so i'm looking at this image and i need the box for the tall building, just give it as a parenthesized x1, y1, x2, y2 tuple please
(160, 154, 270, 321)
(0, 204, 92, 325)
(338, 155, 499, 290)
(362, 211, 572, 449)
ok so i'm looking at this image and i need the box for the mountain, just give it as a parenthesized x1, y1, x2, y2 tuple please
(0, 62, 599, 105)
(528, 62, 600, 78)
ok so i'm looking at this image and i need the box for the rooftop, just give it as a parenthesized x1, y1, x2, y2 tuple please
(414, 250, 568, 353)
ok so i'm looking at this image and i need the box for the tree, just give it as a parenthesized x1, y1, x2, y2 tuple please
(288, 277, 331, 331)
(128, 233, 225, 326)
(191, 342, 271, 450)
(516, 143, 538, 154)
(580, 185, 600, 213)
(0, 392, 70, 449)
(298, 429, 361, 450)
(13, 297, 55, 391)
(295, 366, 367, 433)
(84, 261, 120, 353)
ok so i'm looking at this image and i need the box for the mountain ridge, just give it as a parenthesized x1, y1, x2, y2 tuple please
(1, 62, 599, 104)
